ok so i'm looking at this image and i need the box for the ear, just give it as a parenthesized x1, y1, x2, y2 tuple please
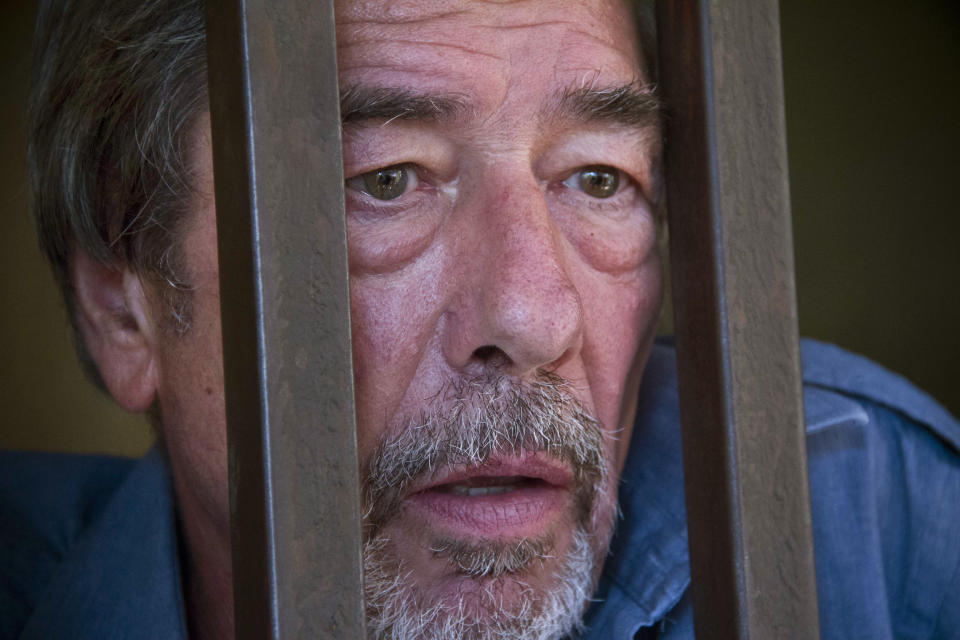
(72, 250, 159, 412)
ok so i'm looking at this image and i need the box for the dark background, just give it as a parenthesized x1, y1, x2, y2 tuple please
(1, 0, 957, 456)
(782, 0, 959, 419)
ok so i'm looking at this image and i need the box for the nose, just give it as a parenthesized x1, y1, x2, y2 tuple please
(443, 172, 583, 378)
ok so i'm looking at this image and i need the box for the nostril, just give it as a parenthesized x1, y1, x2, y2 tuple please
(473, 345, 497, 360)
(472, 345, 511, 367)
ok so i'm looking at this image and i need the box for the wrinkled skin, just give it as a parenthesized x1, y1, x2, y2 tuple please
(74, 1, 663, 637)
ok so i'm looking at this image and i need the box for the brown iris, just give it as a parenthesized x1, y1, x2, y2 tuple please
(361, 165, 409, 200)
(577, 166, 619, 199)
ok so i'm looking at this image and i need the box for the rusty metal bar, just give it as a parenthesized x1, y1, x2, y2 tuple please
(204, 1, 366, 638)
(656, 0, 821, 637)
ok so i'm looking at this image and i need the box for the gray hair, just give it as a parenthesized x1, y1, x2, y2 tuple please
(28, 0, 208, 385)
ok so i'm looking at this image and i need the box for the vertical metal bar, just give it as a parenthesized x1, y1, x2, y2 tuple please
(204, 1, 366, 638)
(656, 0, 820, 638)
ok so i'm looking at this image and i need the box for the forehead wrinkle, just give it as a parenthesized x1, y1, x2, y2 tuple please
(472, 19, 581, 31)
(335, 11, 470, 27)
(338, 38, 504, 63)
(336, 1, 471, 25)
(337, 2, 649, 134)
(561, 21, 637, 52)
(550, 2, 646, 81)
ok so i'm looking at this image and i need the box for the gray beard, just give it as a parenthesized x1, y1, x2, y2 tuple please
(360, 372, 613, 640)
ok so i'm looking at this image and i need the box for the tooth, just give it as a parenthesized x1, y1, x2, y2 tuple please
(486, 486, 515, 495)
(448, 485, 517, 496)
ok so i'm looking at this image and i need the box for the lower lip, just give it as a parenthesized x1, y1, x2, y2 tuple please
(406, 485, 570, 538)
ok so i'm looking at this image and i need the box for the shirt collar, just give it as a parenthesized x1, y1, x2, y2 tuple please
(583, 340, 691, 638)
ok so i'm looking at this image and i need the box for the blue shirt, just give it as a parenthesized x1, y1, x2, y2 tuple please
(2, 339, 958, 639)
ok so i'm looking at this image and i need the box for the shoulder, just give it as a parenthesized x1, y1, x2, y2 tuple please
(799, 338, 959, 450)
(0, 451, 137, 637)
(643, 336, 958, 457)
(795, 340, 960, 639)
(639, 338, 960, 638)
(0, 451, 138, 537)
(0, 450, 137, 567)
(645, 336, 958, 449)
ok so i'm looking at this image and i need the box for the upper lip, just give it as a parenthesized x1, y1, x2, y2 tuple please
(409, 451, 574, 495)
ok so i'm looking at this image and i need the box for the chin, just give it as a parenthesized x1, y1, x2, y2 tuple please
(363, 525, 606, 640)
(362, 478, 620, 640)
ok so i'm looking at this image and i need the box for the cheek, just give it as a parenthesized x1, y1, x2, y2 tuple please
(549, 180, 659, 277)
(154, 191, 230, 530)
(155, 277, 230, 532)
(349, 258, 445, 455)
(579, 250, 663, 448)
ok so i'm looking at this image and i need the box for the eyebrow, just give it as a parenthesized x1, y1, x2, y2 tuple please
(551, 83, 662, 130)
(340, 85, 469, 125)
(339, 82, 662, 131)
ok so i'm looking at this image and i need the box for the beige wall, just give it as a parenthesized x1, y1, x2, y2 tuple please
(1, 0, 956, 458)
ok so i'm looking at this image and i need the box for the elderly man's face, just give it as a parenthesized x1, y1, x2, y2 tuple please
(338, 0, 661, 635)
(153, 0, 661, 637)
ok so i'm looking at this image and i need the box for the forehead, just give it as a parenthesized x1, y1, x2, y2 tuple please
(335, 0, 645, 115)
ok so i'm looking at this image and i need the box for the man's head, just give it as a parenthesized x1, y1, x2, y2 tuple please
(30, 1, 663, 638)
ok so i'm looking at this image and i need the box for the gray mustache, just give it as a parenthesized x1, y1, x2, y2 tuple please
(361, 371, 609, 538)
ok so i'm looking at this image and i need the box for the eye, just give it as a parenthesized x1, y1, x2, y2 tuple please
(563, 165, 621, 199)
(347, 164, 418, 201)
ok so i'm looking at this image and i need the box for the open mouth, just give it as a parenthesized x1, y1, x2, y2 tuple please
(433, 475, 548, 496)
(405, 454, 574, 538)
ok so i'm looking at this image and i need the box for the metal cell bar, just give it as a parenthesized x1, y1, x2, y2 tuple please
(655, 0, 821, 637)
(204, 1, 366, 638)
